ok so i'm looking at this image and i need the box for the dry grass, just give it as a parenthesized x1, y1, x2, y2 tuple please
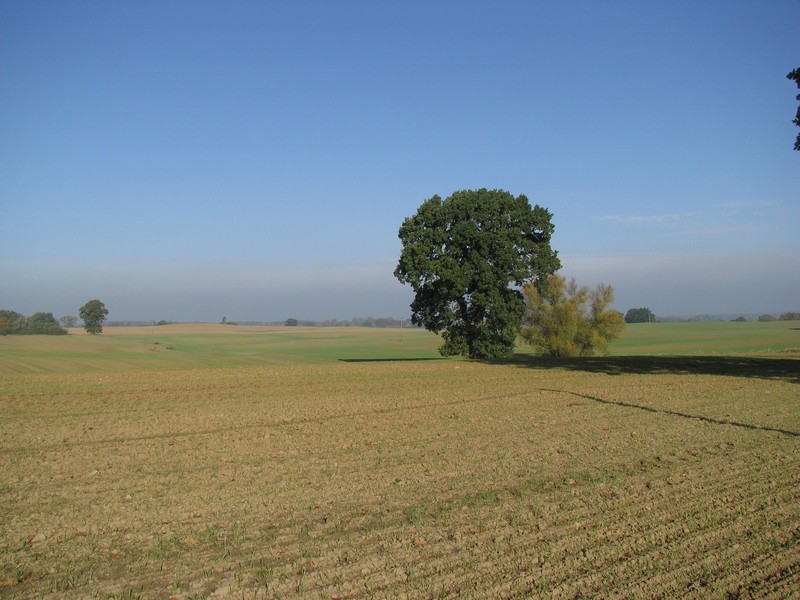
(1, 354, 798, 598)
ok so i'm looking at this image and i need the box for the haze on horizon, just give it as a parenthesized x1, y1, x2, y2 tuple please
(2, 1, 798, 323)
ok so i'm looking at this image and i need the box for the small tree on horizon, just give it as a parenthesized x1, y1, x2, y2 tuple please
(60, 315, 78, 328)
(79, 300, 108, 335)
(625, 307, 656, 323)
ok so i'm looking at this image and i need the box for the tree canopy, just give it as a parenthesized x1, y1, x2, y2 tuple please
(520, 274, 625, 357)
(79, 299, 109, 335)
(28, 312, 67, 334)
(395, 188, 560, 359)
(625, 307, 656, 323)
(60, 315, 78, 328)
(788, 67, 800, 151)
(0, 310, 67, 335)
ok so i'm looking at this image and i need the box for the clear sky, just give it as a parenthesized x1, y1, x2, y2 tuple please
(2, 0, 798, 322)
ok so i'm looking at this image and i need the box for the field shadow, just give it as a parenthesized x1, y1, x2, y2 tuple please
(494, 354, 800, 384)
(541, 387, 800, 438)
(338, 357, 446, 363)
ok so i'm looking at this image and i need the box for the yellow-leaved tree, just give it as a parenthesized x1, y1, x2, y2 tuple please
(520, 274, 625, 357)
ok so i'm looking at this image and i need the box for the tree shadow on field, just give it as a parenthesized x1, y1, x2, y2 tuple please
(492, 354, 800, 438)
(493, 354, 800, 385)
(537, 386, 800, 438)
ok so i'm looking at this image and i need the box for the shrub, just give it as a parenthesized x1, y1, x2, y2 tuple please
(520, 274, 626, 357)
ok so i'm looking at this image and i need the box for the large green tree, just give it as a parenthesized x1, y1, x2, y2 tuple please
(79, 299, 109, 335)
(395, 188, 560, 359)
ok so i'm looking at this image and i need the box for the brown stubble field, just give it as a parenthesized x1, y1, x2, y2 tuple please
(1, 355, 799, 598)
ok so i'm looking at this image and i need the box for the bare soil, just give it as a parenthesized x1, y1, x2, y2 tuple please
(1, 359, 798, 598)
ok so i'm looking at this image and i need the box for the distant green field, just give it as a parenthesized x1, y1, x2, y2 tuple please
(0, 325, 445, 373)
(607, 320, 800, 356)
(0, 320, 797, 374)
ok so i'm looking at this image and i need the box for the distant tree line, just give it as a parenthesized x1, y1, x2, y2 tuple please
(106, 320, 176, 327)
(1, 300, 111, 335)
(0, 310, 67, 335)
(731, 313, 799, 322)
(758, 312, 799, 322)
(623, 311, 800, 323)
(624, 308, 656, 323)
(282, 317, 416, 328)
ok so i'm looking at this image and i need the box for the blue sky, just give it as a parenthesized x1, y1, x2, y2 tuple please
(1, 1, 798, 322)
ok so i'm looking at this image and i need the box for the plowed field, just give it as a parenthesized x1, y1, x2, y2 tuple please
(1, 355, 799, 598)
